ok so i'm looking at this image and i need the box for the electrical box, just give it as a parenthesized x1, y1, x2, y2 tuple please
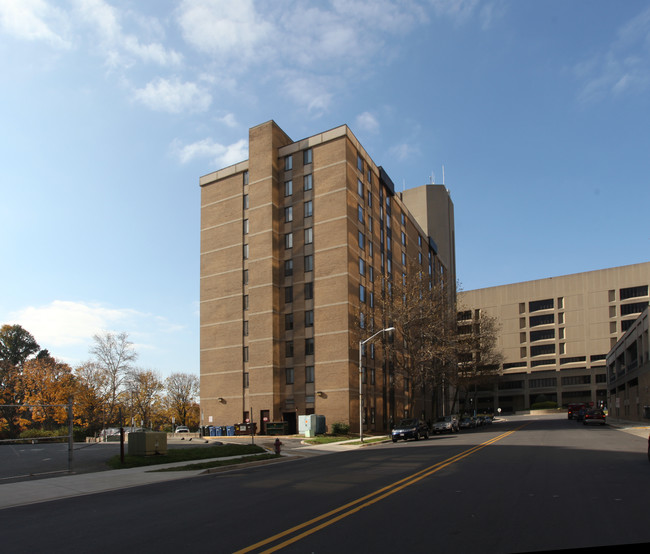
(127, 432, 167, 456)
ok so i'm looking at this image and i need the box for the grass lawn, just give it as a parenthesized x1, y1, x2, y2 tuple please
(303, 435, 354, 445)
(107, 443, 266, 469)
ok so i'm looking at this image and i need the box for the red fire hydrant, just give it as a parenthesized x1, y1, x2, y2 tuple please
(274, 438, 282, 455)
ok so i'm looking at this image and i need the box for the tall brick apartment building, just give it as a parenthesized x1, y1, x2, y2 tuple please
(199, 121, 455, 433)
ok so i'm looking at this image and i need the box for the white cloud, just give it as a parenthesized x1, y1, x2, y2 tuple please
(219, 113, 238, 128)
(576, 6, 650, 102)
(177, 0, 272, 60)
(8, 300, 141, 348)
(389, 142, 419, 161)
(0, 0, 71, 48)
(429, 0, 480, 23)
(174, 137, 248, 167)
(6, 300, 184, 367)
(355, 112, 380, 133)
(72, 0, 182, 68)
(133, 77, 212, 113)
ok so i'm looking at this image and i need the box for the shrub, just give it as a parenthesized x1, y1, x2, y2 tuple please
(531, 401, 558, 410)
(330, 422, 350, 435)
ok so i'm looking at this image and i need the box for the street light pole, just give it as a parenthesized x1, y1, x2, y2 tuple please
(359, 326, 395, 443)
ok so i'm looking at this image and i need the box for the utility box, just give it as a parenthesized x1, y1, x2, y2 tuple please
(127, 432, 167, 456)
(299, 415, 326, 437)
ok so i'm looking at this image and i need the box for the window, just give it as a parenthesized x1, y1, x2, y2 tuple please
(305, 310, 314, 327)
(401, 231, 406, 246)
(530, 314, 554, 327)
(367, 190, 372, 207)
(418, 235, 422, 247)
(243, 346, 249, 362)
(284, 259, 293, 276)
(243, 372, 249, 388)
(303, 148, 313, 164)
(284, 155, 293, 170)
(529, 299, 554, 312)
(304, 282, 313, 300)
(360, 284, 366, 303)
(621, 302, 648, 316)
(305, 365, 314, 383)
(285, 313, 293, 330)
(243, 171, 249, 185)
(243, 295, 249, 310)
(284, 180, 293, 196)
(367, 169, 372, 184)
(304, 255, 314, 272)
(357, 154, 363, 172)
(243, 219, 249, 234)
(285, 206, 293, 222)
(305, 227, 313, 245)
(360, 312, 365, 328)
(358, 179, 364, 197)
(401, 252, 406, 266)
(531, 344, 556, 357)
(285, 286, 293, 303)
(368, 266, 374, 282)
(243, 194, 249, 210)
(305, 338, 314, 356)
(304, 200, 313, 218)
(304, 174, 313, 191)
(358, 231, 364, 250)
(620, 285, 648, 300)
(285, 368, 294, 384)
(530, 329, 555, 342)
(358, 205, 364, 222)
(285, 233, 293, 249)
(285, 341, 294, 358)
(243, 244, 249, 259)
(243, 269, 248, 285)
(369, 292, 374, 308)
(368, 241, 373, 257)
(243, 320, 248, 336)
(359, 258, 365, 275)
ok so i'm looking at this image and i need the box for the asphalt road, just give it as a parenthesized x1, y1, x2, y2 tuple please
(1, 415, 649, 553)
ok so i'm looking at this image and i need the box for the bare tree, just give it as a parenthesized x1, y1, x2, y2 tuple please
(451, 307, 503, 414)
(89, 331, 137, 425)
(123, 368, 164, 429)
(165, 372, 199, 427)
(375, 264, 457, 420)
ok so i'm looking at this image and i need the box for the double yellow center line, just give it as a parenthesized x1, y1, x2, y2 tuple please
(236, 425, 525, 553)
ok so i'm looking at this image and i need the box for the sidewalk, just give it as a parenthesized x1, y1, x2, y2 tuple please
(0, 438, 370, 511)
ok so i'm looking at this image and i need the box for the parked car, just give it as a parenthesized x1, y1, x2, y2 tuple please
(583, 409, 606, 426)
(568, 403, 588, 420)
(432, 416, 459, 434)
(392, 418, 429, 442)
(174, 426, 190, 433)
(459, 417, 475, 430)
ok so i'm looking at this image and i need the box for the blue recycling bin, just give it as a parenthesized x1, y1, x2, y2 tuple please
(215, 426, 223, 436)
(226, 426, 235, 436)
(209, 426, 216, 436)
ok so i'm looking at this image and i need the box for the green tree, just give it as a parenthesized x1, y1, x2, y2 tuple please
(0, 324, 41, 437)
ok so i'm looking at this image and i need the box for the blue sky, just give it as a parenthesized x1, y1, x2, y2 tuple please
(1, 0, 649, 376)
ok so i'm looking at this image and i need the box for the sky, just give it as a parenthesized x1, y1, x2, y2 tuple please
(1, 0, 649, 377)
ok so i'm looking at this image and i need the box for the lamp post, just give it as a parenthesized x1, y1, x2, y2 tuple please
(359, 326, 395, 443)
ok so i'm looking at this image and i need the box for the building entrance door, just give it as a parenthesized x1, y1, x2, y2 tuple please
(282, 412, 297, 434)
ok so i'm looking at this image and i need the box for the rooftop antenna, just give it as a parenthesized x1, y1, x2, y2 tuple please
(430, 171, 435, 185)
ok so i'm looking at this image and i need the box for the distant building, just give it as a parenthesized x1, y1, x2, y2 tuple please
(459, 262, 650, 413)
(607, 307, 650, 423)
(199, 121, 455, 433)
